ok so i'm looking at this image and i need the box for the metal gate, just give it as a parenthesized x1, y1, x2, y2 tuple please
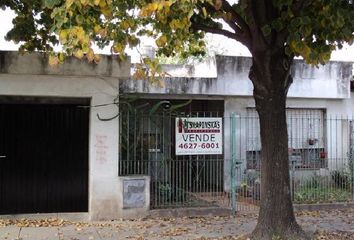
(118, 98, 226, 209)
(0, 97, 90, 214)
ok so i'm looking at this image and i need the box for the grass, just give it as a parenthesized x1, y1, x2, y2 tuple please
(294, 186, 353, 204)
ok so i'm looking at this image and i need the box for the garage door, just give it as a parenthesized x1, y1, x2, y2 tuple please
(0, 97, 90, 214)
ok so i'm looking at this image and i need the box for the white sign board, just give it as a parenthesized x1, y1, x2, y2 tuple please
(175, 117, 223, 155)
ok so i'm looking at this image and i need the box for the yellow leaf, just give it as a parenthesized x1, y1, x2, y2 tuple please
(94, 0, 100, 5)
(87, 48, 95, 62)
(98, 28, 107, 38)
(163, 1, 172, 7)
(120, 20, 130, 30)
(157, 2, 164, 10)
(127, 19, 135, 28)
(58, 53, 65, 62)
(65, 0, 74, 9)
(99, 0, 106, 8)
(74, 49, 84, 59)
(202, 7, 207, 17)
(82, 43, 90, 53)
(175, 20, 185, 29)
(156, 35, 167, 47)
(214, 0, 222, 10)
(94, 54, 101, 63)
(49, 55, 60, 66)
(112, 43, 124, 53)
(150, 2, 158, 11)
(59, 30, 68, 43)
(132, 69, 146, 80)
(139, 9, 147, 17)
(76, 29, 86, 43)
(223, 12, 233, 21)
(158, 80, 165, 88)
(94, 25, 101, 34)
(169, 19, 176, 29)
(101, 6, 112, 18)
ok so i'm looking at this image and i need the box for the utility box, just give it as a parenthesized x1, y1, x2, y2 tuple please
(118, 175, 150, 219)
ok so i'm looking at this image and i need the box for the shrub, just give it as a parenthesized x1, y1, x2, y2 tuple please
(331, 170, 350, 189)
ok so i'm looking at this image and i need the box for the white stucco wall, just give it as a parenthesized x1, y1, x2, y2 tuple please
(122, 55, 353, 99)
(223, 96, 354, 190)
(0, 51, 130, 220)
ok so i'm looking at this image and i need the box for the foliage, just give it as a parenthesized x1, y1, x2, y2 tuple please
(302, 175, 322, 189)
(3, 0, 354, 67)
(157, 182, 187, 203)
(245, 170, 260, 186)
(294, 187, 352, 204)
(331, 170, 351, 189)
(158, 35, 228, 65)
(294, 174, 352, 204)
(118, 97, 193, 175)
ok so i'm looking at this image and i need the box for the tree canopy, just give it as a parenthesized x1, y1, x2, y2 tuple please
(3, 0, 354, 66)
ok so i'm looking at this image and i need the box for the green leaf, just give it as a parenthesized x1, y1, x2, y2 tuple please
(261, 24, 272, 36)
(271, 19, 284, 32)
(169, 99, 192, 112)
(75, 15, 85, 25)
(44, 0, 61, 9)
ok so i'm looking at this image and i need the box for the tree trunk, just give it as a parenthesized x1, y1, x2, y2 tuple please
(249, 50, 309, 240)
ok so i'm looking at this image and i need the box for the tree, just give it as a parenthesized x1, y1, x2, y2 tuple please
(3, 0, 354, 239)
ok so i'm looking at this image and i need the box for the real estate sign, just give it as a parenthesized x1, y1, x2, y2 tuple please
(175, 117, 223, 155)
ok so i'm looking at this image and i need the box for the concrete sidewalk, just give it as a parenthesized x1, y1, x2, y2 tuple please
(1, 209, 354, 240)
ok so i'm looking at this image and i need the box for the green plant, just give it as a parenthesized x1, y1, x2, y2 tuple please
(158, 183, 187, 203)
(158, 183, 172, 202)
(302, 175, 321, 189)
(331, 170, 350, 189)
(245, 170, 260, 186)
(294, 187, 351, 204)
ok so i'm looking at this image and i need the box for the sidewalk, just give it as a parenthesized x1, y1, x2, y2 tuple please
(1, 209, 354, 240)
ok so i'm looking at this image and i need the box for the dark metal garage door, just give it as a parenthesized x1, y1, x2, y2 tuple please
(0, 97, 90, 214)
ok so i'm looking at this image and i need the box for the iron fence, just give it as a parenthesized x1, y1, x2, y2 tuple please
(119, 107, 354, 211)
(119, 159, 225, 209)
(230, 111, 354, 212)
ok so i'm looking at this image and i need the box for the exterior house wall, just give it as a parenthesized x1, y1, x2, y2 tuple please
(121, 55, 353, 192)
(123, 55, 352, 99)
(223, 97, 354, 190)
(0, 51, 130, 220)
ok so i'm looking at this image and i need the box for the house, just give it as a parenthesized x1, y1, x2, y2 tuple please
(120, 55, 354, 209)
(0, 50, 353, 218)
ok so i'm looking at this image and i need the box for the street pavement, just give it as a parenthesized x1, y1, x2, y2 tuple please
(1, 209, 354, 239)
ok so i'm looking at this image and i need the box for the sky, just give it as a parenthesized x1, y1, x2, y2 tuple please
(1, 9, 354, 62)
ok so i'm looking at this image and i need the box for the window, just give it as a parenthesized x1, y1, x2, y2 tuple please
(246, 109, 327, 169)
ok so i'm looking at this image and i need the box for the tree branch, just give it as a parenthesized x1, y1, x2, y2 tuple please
(191, 21, 247, 44)
(198, 1, 244, 36)
(221, 0, 250, 35)
(244, 0, 269, 52)
(223, 18, 244, 36)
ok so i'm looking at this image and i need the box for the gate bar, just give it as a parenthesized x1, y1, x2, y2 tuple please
(230, 112, 237, 215)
